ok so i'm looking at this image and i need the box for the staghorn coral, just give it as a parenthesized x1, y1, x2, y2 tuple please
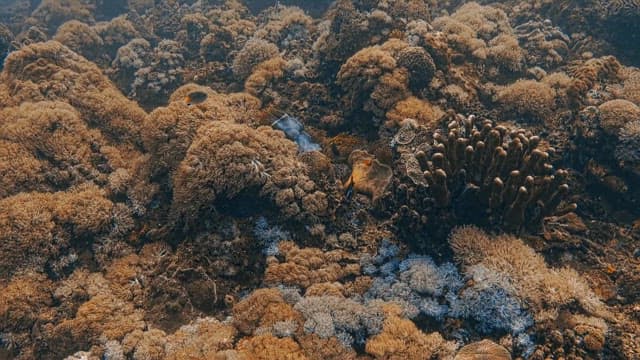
(264, 241, 360, 288)
(170, 120, 327, 224)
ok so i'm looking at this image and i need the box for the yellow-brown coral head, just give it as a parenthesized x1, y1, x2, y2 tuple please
(346, 150, 393, 201)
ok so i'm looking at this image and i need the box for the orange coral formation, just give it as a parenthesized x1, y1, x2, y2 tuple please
(497, 79, 555, 122)
(346, 150, 393, 201)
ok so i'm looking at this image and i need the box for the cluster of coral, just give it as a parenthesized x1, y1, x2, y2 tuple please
(1, 0, 640, 359)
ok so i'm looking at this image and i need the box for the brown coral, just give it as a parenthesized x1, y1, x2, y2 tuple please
(263, 241, 361, 288)
(336, 43, 409, 120)
(365, 304, 456, 360)
(1, 41, 146, 148)
(53, 20, 103, 61)
(597, 99, 640, 136)
(497, 80, 555, 122)
(385, 96, 444, 129)
(0, 186, 113, 276)
(170, 120, 327, 224)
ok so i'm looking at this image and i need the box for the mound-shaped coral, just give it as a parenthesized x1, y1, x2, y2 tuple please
(1, 41, 146, 148)
(170, 120, 328, 224)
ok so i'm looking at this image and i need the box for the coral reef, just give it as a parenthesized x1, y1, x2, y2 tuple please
(2, 1, 640, 359)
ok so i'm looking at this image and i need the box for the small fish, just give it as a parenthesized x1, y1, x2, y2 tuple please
(184, 91, 208, 106)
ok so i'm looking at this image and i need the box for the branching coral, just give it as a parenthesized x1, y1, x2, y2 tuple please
(449, 226, 610, 319)
(391, 115, 575, 240)
(365, 304, 457, 360)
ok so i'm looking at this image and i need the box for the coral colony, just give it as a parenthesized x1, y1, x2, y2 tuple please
(1, 1, 640, 359)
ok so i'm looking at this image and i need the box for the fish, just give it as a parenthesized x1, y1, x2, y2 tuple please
(184, 91, 208, 106)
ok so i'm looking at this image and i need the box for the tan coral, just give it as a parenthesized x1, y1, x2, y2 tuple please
(497, 79, 555, 122)
(264, 241, 361, 288)
(53, 20, 104, 61)
(365, 304, 457, 360)
(235, 334, 307, 360)
(164, 318, 236, 360)
(385, 96, 444, 129)
(1, 41, 147, 148)
(0, 186, 113, 276)
(170, 121, 327, 223)
(0, 272, 54, 331)
(449, 226, 610, 319)
(597, 99, 640, 136)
